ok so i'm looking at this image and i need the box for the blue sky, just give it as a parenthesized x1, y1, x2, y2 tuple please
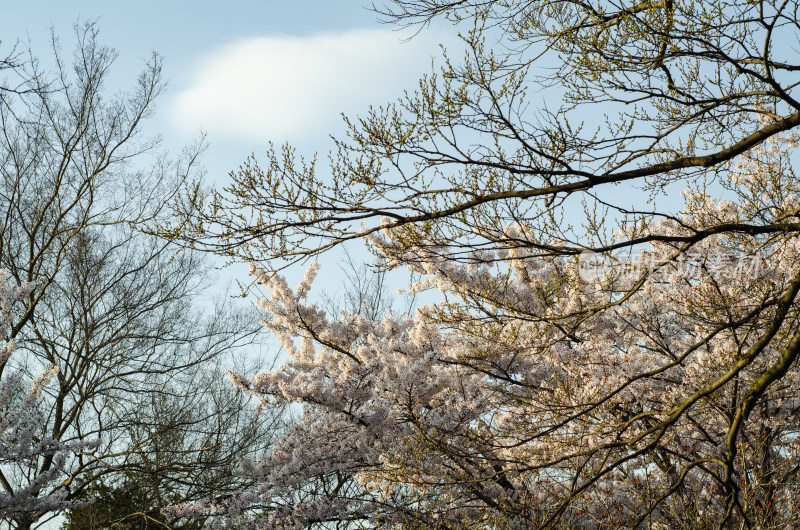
(0, 1, 456, 307)
(0, 0, 448, 181)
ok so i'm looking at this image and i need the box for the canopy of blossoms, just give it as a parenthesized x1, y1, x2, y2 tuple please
(170, 131, 800, 528)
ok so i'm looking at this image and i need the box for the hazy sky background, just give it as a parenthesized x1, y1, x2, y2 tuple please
(0, 1, 455, 306)
(0, 0, 449, 183)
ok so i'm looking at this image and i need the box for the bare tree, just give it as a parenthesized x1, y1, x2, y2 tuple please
(62, 360, 284, 530)
(0, 23, 282, 529)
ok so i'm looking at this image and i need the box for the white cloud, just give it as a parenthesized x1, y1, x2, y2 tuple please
(169, 28, 447, 142)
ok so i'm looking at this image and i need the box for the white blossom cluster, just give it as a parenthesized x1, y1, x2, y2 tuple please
(0, 271, 94, 521)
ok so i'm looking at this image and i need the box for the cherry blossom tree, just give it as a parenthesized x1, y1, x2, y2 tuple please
(177, 136, 800, 530)
(0, 271, 92, 528)
(167, 0, 800, 527)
